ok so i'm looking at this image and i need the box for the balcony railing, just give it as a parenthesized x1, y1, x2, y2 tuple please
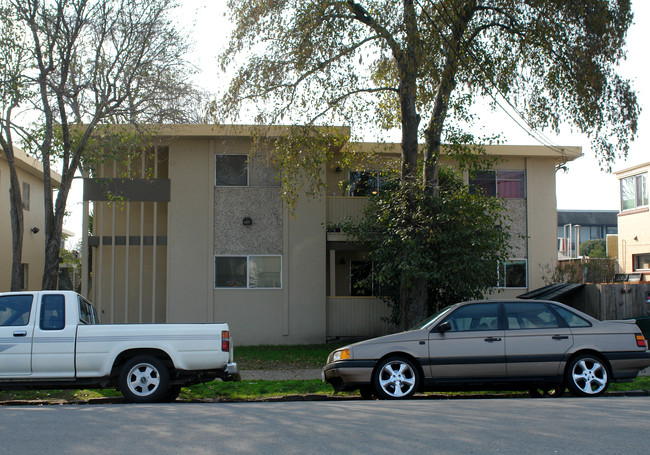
(326, 196, 368, 226)
(326, 296, 394, 338)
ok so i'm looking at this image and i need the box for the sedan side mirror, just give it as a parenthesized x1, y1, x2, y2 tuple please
(437, 321, 451, 333)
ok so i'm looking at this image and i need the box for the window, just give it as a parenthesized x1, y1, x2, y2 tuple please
(633, 254, 650, 271)
(215, 154, 248, 186)
(215, 255, 282, 289)
(0, 295, 33, 327)
(620, 173, 648, 211)
(350, 260, 376, 296)
(497, 260, 527, 288)
(550, 304, 591, 328)
(349, 170, 388, 196)
(40, 294, 65, 330)
(79, 297, 98, 324)
(22, 181, 30, 211)
(505, 302, 559, 329)
(441, 303, 499, 332)
(469, 170, 526, 199)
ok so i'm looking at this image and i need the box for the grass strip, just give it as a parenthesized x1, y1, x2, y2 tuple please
(1, 376, 648, 403)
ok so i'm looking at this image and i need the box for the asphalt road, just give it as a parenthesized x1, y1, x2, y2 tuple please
(1, 397, 648, 454)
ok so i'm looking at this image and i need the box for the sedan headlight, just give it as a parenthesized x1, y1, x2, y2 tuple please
(332, 349, 350, 362)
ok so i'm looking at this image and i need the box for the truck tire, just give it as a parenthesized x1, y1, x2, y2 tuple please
(119, 355, 170, 403)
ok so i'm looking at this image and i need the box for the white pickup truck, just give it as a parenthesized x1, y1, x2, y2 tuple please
(0, 290, 240, 402)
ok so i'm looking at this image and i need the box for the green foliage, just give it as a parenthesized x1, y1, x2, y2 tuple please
(541, 258, 616, 284)
(340, 166, 511, 326)
(580, 239, 607, 258)
(235, 343, 349, 370)
(219, 0, 638, 169)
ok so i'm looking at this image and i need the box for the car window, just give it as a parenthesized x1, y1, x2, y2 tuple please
(505, 302, 559, 330)
(550, 304, 592, 328)
(0, 295, 33, 327)
(78, 297, 96, 325)
(442, 303, 499, 332)
(40, 294, 66, 331)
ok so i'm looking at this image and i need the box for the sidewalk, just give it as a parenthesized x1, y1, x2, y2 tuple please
(240, 369, 322, 381)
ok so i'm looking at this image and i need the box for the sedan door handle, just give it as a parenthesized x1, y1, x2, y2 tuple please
(484, 337, 502, 342)
(13, 331, 27, 337)
(552, 335, 569, 340)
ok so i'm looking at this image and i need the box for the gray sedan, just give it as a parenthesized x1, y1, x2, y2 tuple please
(323, 300, 650, 399)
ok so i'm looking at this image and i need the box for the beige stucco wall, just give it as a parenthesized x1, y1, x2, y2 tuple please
(616, 163, 650, 274)
(164, 136, 327, 344)
(1, 150, 60, 292)
(83, 127, 578, 344)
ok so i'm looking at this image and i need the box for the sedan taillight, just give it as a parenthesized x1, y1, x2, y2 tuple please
(636, 334, 647, 348)
(222, 330, 230, 352)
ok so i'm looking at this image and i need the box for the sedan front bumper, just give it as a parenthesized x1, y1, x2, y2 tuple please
(322, 360, 376, 392)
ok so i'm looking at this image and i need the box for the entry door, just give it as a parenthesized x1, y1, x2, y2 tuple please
(428, 302, 506, 379)
(504, 302, 574, 378)
(0, 295, 35, 377)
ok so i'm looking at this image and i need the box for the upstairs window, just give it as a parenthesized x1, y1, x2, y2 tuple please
(349, 170, 388, 196)
(215, 155, 248, 186)
(470, 170, 525, 199)
(22, 182, 30, 211)
(620, 173, 647, 211)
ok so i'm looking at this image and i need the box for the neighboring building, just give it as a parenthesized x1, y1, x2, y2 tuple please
(557, 210, 618, 259)
(81, 125, 581, 344)
(615, 162, 650, 278)
(0, 148, 62, 291)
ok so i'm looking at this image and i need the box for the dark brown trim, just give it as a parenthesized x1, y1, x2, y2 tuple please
(88, 236, 167, 247)
(618, 207, 649, 217)
(83, 178, 170, 202)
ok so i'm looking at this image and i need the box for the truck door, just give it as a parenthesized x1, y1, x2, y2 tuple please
(0, 294, 34, 377)
(31, 293, 77, 378)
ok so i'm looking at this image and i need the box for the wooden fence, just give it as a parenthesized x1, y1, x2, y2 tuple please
(566, 283, 650, 320)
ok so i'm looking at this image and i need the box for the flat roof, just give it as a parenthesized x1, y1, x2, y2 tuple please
(1, 147, 62, 186)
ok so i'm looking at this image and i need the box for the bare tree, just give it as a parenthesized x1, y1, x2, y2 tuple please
(0, 3, 33, 290)
(3, 0, 200, 289)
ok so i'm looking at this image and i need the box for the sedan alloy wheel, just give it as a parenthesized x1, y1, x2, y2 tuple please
(567, 355, 609, 397)
(373, 357, 420, 399)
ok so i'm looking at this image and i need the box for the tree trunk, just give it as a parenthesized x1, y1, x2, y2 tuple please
(4, 149, 25, 291)
(41, 175, 71, 290)
(398, 275, 429, 330)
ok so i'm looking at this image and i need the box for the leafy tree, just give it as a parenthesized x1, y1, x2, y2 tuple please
(1, 0, 200, 289)
(580, 239, 607, 258)
(342, 167, 510, 329)
(219, 0, 638, 327)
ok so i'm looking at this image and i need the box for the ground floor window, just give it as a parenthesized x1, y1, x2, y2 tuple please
(497, 260, 527, 288)
(215, 255, 282, 289)
(633, 253, 650, 271)
(350, 260, 376, 296)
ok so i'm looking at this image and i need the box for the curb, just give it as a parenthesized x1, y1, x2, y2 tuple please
(2, 390, 648, 406)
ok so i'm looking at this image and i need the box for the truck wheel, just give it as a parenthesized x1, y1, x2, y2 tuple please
(119, 355, 170, 403)
(163, 385, 182, 402)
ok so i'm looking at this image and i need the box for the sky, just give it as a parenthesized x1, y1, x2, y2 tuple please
(63, 0, 650, 246)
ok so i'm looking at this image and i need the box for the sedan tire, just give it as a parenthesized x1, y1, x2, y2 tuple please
(566, 354, 609, 397)
(372, 356, 420, 400)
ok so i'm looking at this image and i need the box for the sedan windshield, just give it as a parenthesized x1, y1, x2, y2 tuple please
(409, 305, 454, 330)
